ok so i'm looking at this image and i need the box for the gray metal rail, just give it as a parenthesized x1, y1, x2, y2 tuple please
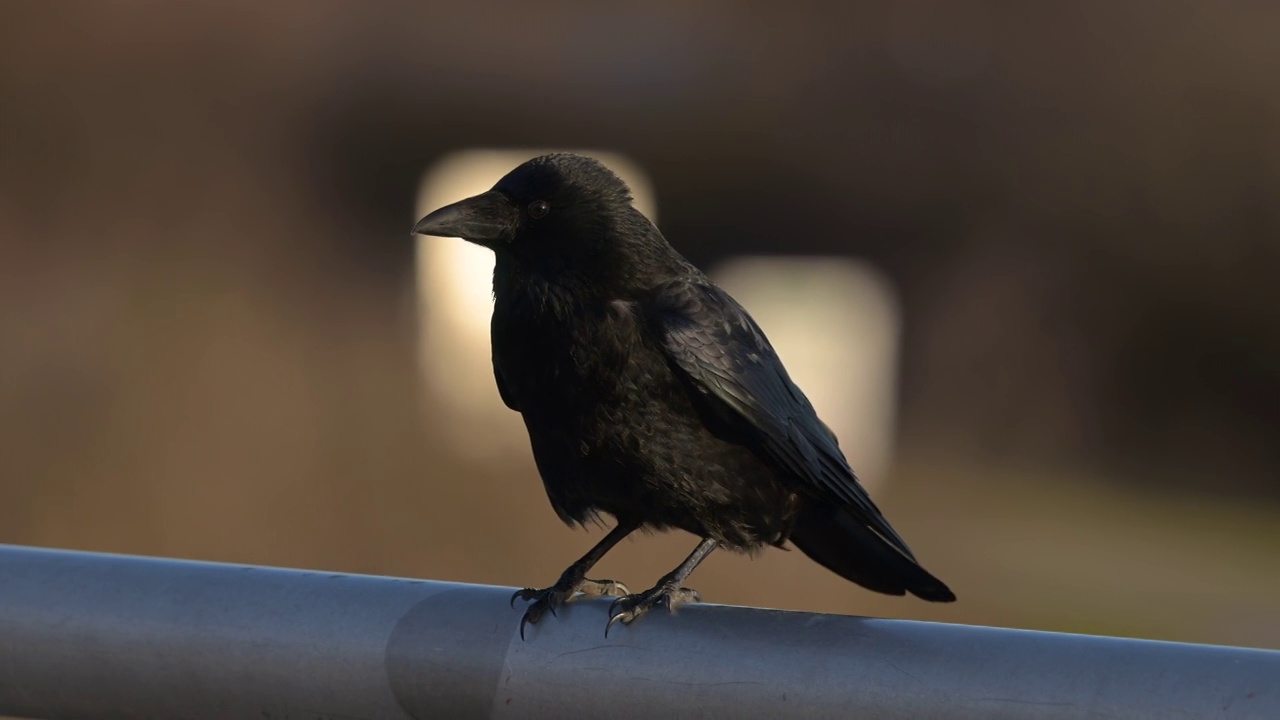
(0, 544, 1275, 719)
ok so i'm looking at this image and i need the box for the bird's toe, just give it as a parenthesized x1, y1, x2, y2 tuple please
(510, 586, 544, 608)
(513, 586, 571, 639)
(578, 577, 630, 598)
(660, 586, 701, 608)
(604, 585, 702, 636)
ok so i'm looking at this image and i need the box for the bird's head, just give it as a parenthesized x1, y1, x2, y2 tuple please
(412, 153, 640, 266)
(417, 152, 637, 251)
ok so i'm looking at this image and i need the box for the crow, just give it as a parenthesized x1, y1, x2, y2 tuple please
(412, 153, 955, 637)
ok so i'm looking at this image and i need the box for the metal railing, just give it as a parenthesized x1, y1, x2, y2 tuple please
(0, 544, 1275, 719)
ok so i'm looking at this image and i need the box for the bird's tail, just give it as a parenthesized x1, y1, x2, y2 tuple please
(789, 503, 956, 602)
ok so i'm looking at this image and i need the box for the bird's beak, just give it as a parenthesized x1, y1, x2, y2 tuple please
(411, 190, 518, 248)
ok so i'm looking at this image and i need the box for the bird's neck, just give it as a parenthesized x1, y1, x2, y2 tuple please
(493, 255, 605, 322)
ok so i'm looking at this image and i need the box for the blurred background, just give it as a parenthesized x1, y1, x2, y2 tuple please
(1, 1, 1277, 651)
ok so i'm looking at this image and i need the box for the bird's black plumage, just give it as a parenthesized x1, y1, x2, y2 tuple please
(412, 153, 955, 635)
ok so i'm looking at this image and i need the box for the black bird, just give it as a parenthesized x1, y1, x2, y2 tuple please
(413, 153, 955, 636)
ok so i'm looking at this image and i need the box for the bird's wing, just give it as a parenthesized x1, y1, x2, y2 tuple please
(645, 279, 915, 559)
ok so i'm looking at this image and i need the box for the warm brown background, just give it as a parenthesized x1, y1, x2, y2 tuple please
(1, 1, 1277, 651)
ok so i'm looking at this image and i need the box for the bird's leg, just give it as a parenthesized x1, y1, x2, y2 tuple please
(512, 520, 638, 639)
(606, 537, 718, 635)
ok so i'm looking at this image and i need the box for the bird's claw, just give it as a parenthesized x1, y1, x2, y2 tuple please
(605, 586, 701, 637)
(512, 577, 630, 639)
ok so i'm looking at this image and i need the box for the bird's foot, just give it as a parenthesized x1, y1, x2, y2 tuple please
(605, 585, 701, 636)
(512, 577, 630, 639)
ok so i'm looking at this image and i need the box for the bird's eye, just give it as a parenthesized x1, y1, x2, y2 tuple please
(528, 200, 550, 219)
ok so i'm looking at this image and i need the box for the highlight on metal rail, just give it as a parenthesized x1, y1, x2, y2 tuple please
(0, 544, 1275, 720)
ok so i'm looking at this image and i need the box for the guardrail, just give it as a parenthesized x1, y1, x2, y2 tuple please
(0, 544, 1275, 719)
